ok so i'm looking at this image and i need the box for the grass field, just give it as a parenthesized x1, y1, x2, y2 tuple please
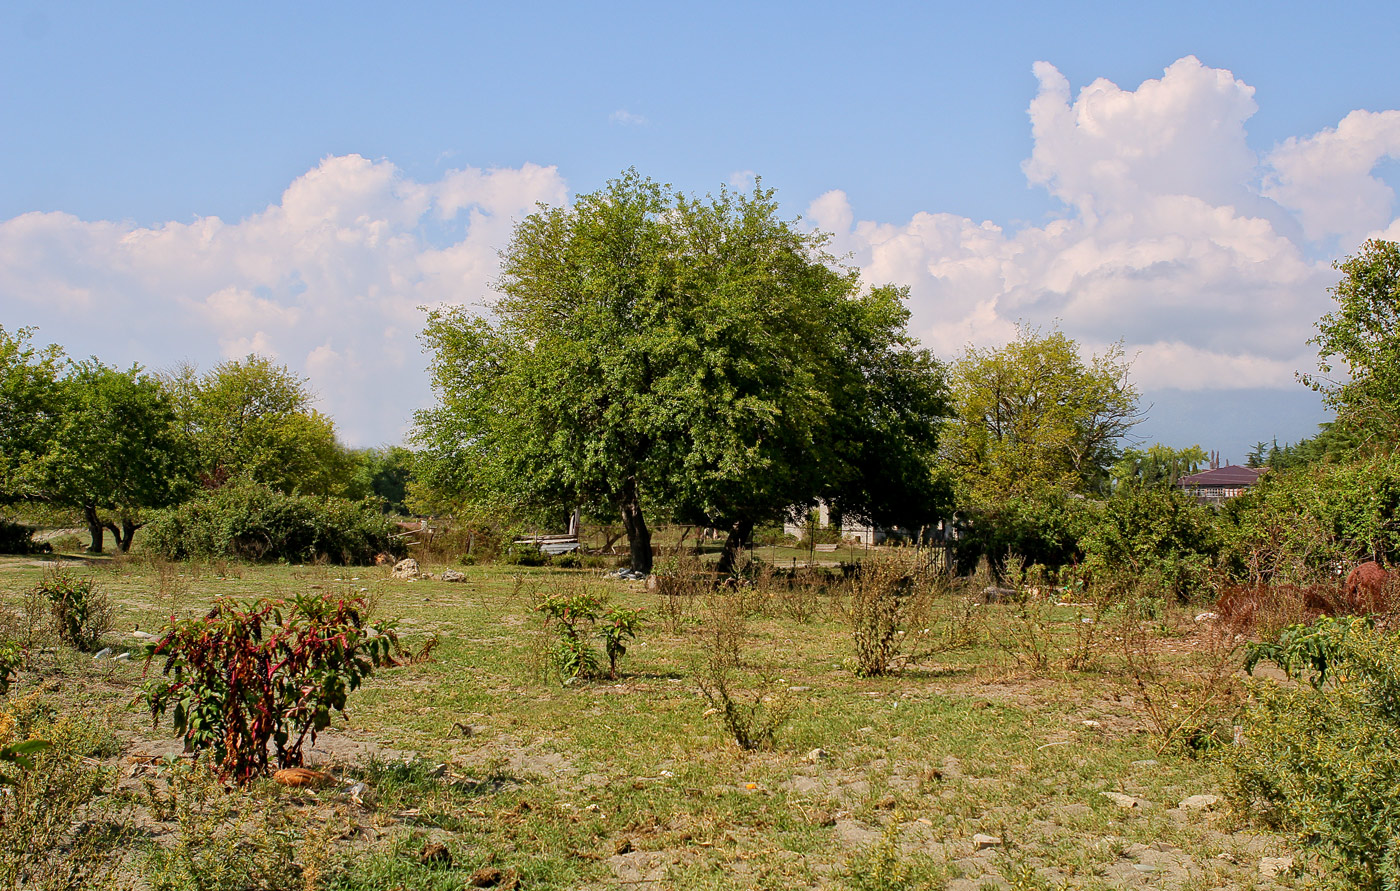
(0, 551, 1302, 890)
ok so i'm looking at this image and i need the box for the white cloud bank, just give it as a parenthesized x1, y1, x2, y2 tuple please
(811, 56, 1400, 395)
(0, 156, 567, 444)
(1, 56, 1398, 446)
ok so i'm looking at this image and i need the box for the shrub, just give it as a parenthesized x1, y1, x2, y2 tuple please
(849, 561, 914, 677)
(1078, 486, 1219, 601)
(0, 695, 130, 889)
(1228, 617, 1400, 888)
(1220, 453, 1400, 584)
(33, 569, 112, 652)
(142, 592, 397, 784)
(695, 592, 792, 750)
(143, 481, 404, 565)
(0, 643, 21, 696)
(0, 519, 48, 554)
(501, 541, 549, 566)
(954, 486, 1090, 580)
(534, 589, 643, 681)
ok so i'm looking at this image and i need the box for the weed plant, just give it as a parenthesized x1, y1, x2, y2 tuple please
(33, 568, 112, 652)
(1229, 617, 1400, 889)
(695, 590, 793, 750)
(0, 695, 129, 891)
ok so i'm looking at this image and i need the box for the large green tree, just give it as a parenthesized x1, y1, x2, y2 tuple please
(416, 172, 949, 573)
(1304, 238, 1400, 440)
(946, 326, 1140, 502)
(166, 355, 352, 496)
(42, 360, 192, 552)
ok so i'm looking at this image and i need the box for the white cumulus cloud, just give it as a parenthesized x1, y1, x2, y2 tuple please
(814, 56, 1398, 398)
(0, 155, 568, 445)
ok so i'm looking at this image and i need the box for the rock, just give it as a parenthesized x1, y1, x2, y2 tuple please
(1259, 856, 1295, 879)
(980, 586, 1018, 603)
(804, 748, 831, 764)
(1194, 611, 1219, 622)
(1178, 793, 1221, 811)
(417, 841, 451, 866)
(440, 569, 466, 582)
(1101, 791, 1143, 809)
(114, 651, 131, 661)
(273, 767, 332, 788)
(972, 833, 1002, 850)
(392, 558, 419, 579)
(92, 647, 112, 660)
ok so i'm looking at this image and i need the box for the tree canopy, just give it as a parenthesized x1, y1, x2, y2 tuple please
(166, 355, 351, 497)
(945, 326, 1140, 503)
(416, 171, 950, 572)
(1305, 238, 1400, 442)
(41, 359, 191, 552)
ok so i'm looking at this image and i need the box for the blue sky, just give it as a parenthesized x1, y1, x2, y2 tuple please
(3, 2, 1399, 459)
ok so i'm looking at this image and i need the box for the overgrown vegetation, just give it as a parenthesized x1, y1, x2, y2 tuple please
(1229, 617, 1400, 889)
(144, 480, 405, 564)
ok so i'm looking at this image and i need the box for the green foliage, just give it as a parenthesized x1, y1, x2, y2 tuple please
(1110, 443, 1207, 490)
(41, 358, 192, 552)
(0, 644, 19, 697)
(954, 485, 1090, 578)
(144, 480, 404, 564)
(0, 695, 129, 889)
(165, 355, 353, 496)
(1078, 486, 1219, 600)
(33, 569, 113, 652)
(1243, 615, 1371, 687)
(1219, 452, 1400, 582)
(534, 590, 642, 681)
(1303, 238, 1400, 439)
(501, 541, 550, 567)
(415, 170, 949, 574)
(142, 592, 398, 784)
(0, 326, 64, 504)
(0, 519, 48, 555)
(1229, 618, 1400, 889)
(344, 445, 415, 513)
(947, 324, 1140, 502)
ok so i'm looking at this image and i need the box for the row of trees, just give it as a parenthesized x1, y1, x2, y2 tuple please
(411, 172, 1151, 573)
(0, 340, 409, 552)
(410, 168, 1400, 585)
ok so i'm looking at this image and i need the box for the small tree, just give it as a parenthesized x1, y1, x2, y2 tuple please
(142, 593, 396, 784)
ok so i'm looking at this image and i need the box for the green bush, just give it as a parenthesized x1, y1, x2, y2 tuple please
(1079, 486, 1219, 600)
(0, 520, 48, 555)
(534, 589, 642, 682)
(954, 486, 1090, 578)
(501, 541, 549, 566)
(1228, 617, 1400, 888)
(142, 592, 397, 784)
(144, 481, 404, 565)
(33, 569, 112, 652)
(1220, 453, 1400, 584)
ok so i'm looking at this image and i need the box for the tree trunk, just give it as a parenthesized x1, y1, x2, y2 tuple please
(716, 518, 754, 576)
(118, 517, 140, 552)
(83, 503, 104, 553)
(617, 476, 652, 574)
